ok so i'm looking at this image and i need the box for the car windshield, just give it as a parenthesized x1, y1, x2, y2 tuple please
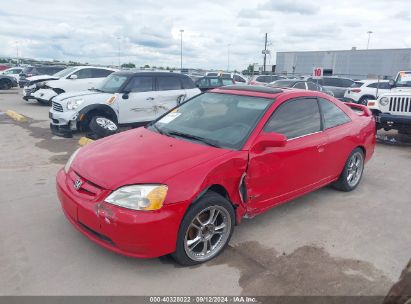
(396, 71, 411, 87)
(53, 67, 77, 78)
(150, 92, 274, 150)
(268, 80, 296, 88)
(96, 74, 129, 93)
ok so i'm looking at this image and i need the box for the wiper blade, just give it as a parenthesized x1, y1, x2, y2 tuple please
(89, 88, 103, 92)
(167, 131, 220, 148)
(150, 123, 168, 136)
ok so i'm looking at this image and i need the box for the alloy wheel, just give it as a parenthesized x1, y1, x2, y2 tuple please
(184, 205, 231, 262)
(346, 151, 364, 187)
(95, 117, 117, 131)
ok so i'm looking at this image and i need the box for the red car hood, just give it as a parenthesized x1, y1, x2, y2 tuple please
(71, 128, 231, 190)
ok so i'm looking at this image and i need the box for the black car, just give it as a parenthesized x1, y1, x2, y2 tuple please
(0, 75, 18, 90)
(195, 76, 235, 92)
(19, 65, 66, 87)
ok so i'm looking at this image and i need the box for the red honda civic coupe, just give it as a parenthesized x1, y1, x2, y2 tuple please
(57, 85, 376, 265)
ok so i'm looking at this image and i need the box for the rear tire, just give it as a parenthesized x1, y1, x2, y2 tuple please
(333, 148, 365, 192)
(89, 116, 118, 138)
(172, 192, 235, 266)
(0, 80, 11, 90)
(359, 96, 374, 106)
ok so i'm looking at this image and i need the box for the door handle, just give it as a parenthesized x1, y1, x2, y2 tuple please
(177, 94, 186, 105)
(146, 97, 154, 101)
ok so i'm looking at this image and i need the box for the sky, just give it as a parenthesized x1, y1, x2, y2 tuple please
(0, 0, 411, 70)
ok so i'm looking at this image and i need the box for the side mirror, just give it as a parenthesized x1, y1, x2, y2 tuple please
(252, 132, 287, 153)
(122, 90, 130, 99)
(68, 74, 78, 80)
(388, 79, 395, 88)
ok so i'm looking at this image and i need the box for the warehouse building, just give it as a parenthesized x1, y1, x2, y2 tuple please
(276, 48, 411, 79)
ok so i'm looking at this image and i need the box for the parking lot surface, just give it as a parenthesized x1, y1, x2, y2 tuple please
(1, 90, 410, 296)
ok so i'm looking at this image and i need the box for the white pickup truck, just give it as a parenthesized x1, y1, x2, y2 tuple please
(367, 71, 411, 134)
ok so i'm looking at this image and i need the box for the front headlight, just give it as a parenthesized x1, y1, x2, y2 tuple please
(105, 185, 168, 211)
(64, 148, 81, 173)
(379, 97, 389, 106)
(67, 99, 84, 110)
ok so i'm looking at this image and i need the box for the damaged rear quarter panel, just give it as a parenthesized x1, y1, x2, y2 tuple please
(164, 150, 249, 223)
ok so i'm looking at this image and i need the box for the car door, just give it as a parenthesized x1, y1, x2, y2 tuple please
(155, 76, 187, 111)
(317, 97, 353, 178)
(63, 68, 95, 91)
(245, 98, 329, 213)
(118, 75, 156, 124)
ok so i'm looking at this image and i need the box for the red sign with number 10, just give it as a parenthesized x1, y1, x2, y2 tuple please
(312, 67, 323, 79)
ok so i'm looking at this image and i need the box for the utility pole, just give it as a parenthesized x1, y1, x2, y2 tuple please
(366, 31, 373, 49)
(180, 29, 184, 71)
(263, 33, 268, 73)
(227, 44, 231, 72)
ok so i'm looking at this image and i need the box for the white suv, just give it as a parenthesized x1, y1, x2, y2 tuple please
(344, 80, 391, 105)
(367, 71, 411, 134)
(49, 71, 201, 137)
(32, 66, 117, 105)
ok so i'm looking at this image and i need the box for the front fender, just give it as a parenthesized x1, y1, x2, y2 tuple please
(164, 150, 249, 224)
(79, 104, 118, 123)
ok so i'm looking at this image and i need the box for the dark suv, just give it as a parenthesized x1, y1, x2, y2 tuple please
(19, 65, 66, 87)
(307, 76, 354, 99)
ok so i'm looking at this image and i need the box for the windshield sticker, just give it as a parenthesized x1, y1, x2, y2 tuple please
(158, 112, 181, 123)
(399, 72, 411, 82)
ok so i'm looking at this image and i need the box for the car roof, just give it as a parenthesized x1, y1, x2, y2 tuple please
(112, 71, 191, 77)
(212, 85, 283, 98)
(356, 79, 389, 84)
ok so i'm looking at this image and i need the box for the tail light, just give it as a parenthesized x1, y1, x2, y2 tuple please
(351, 89, 361, 93)
(250, 81, 257, 85)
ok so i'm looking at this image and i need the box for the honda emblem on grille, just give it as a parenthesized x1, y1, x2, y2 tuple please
(74, 179, 82, 190)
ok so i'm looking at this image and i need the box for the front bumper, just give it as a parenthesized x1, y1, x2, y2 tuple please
(376, 113, 411, 129)
(32, 88, 57, 102)
(56, 169, 184, 258)
(49, 108, 79, 137)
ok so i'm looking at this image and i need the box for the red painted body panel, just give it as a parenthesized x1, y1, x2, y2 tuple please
(56, 88, 376, 258)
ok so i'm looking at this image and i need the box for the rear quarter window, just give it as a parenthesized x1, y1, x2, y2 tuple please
(319, 98, 351, 129)
(181, 76, 196, 89)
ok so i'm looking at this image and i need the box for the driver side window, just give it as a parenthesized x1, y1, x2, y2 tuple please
(123, 76, 154, 92)
(264, 98, 321, 139)
(72, 68, 94, 79)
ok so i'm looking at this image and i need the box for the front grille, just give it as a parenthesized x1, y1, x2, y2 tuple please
(68, 170, 104, 199)
(52, 101, 63, 112)
(389, 97, 411, 113)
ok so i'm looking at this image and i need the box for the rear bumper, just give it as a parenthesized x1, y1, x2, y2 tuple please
(56, 169, 185, 258)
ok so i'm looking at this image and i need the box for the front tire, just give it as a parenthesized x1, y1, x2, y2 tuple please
(172, 192, 235, 266)
(333, 148, 365, 192)
(89, 116, 118, 138)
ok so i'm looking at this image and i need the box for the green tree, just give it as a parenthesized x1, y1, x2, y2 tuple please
(121, 63, 136, 68)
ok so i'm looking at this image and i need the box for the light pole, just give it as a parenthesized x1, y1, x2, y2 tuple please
(15, 41, 19, 65)
(227, 44, 231, 72)
(117, 36, 121, 68)
(366, 31, 373, 49)
(180, 29, 184, 71)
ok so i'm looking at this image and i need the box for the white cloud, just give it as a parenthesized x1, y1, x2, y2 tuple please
(0, 0, 410, 70)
